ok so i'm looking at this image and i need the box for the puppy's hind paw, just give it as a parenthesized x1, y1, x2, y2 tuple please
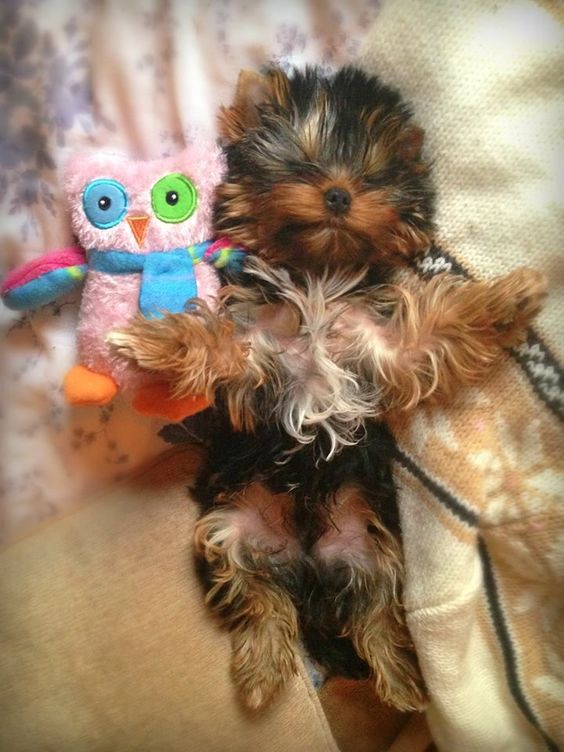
(232, 624, 298, 711)
(374, 666, 429, 713)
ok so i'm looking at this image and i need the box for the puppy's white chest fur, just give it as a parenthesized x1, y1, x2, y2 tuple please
(230, 260, 389, 458)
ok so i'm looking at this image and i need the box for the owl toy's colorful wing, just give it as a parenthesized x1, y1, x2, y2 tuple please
(186, 236, 247, 275)
(1, 247, 87, 311)
(201, 236, 247, 271)
(186, 237, 247, 304)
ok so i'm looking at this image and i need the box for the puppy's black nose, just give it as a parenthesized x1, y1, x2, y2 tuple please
(324, 187, 351, 215)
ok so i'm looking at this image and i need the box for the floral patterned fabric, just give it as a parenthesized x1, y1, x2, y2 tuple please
(0, 0, 380, 544)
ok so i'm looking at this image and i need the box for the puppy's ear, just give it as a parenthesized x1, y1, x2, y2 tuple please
(398, 125, 425, 162)
(218, 68, 289, 142)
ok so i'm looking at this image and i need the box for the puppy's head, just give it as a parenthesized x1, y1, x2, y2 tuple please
(215, 66, 434, 273)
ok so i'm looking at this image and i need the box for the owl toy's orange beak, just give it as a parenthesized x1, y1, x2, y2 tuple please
(127, 215, 150, 247)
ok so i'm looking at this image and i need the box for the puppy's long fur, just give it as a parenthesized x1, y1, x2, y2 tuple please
(110, 66, 546, 711)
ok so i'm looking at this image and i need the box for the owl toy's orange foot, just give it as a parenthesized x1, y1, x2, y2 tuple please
(63, 365, 118, 406)
(133, 382, 210, 421)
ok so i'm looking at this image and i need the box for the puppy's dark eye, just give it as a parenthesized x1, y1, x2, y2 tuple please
(98, 196, 111, 210)
(166, 191, 179, 206)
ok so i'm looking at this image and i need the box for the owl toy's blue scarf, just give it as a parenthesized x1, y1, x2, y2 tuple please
(88, 239, 247, 319)
(89, 247, 197, 319)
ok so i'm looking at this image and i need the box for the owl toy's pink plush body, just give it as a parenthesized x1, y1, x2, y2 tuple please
(2, 144, 243, 420)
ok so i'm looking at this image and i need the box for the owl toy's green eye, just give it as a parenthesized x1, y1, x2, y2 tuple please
(151, 173, 198, 223)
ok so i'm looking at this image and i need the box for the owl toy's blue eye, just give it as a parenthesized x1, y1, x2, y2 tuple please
(83, 179, 128, 229)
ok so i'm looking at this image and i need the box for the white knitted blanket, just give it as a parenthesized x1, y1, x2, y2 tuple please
(359, 2, 564, 750)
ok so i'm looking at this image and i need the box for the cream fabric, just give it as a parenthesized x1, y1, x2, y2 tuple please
(359, 2, 564, 751)
(0, 447, 340, 752)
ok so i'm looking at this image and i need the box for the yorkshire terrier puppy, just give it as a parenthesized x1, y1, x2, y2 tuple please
(110, 67, 546, 711)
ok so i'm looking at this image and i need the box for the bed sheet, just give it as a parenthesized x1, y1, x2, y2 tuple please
(0, 0, 381, 544)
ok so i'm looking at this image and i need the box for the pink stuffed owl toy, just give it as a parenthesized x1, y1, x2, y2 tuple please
(1, 144, 244, 421)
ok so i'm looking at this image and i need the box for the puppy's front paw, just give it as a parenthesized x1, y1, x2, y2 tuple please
(105, 328, 141, 360)
(488, 268, 547, 347)
(106, 316, 169, 368)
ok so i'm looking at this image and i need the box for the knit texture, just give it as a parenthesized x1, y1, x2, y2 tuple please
(359, 2, 563, 750)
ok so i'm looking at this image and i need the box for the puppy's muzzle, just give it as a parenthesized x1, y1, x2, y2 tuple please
(324, 187, 351, 215)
